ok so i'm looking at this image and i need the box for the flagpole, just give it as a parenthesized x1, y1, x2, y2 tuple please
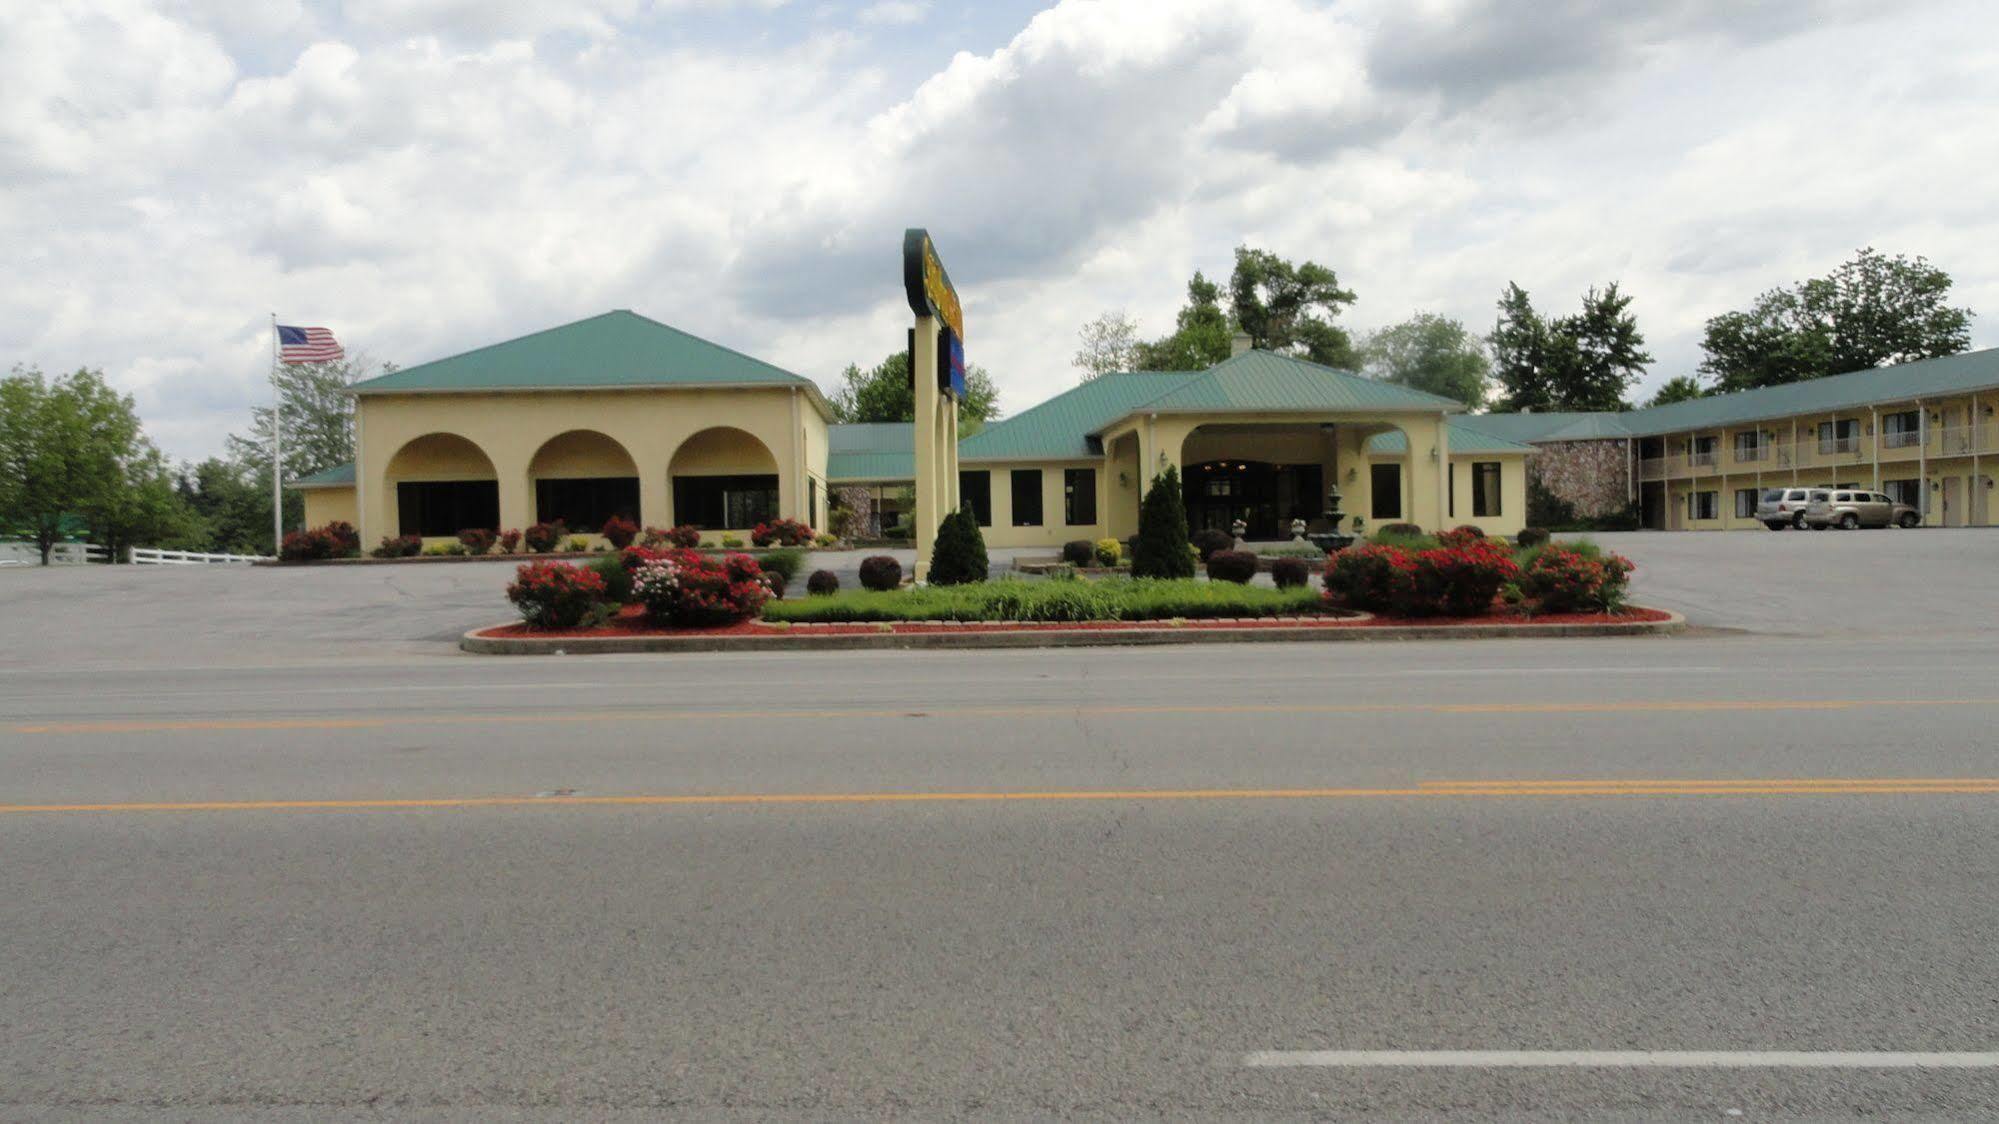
(271, 313, 283, 552)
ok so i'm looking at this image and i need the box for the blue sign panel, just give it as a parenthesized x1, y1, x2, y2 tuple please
(943, 328, 967, 400)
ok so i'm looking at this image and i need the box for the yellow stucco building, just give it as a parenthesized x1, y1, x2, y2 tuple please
(294, 310, 1537, 549)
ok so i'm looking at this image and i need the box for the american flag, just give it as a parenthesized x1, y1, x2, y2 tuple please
(277, 324, 343, 364)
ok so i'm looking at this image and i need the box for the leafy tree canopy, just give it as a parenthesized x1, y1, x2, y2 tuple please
(828, 350, 1001, 434)
(1360, 313, 1489, 410)
(1229, 246, 1359, 369)
(1072, 310, 1141, 381)
(1645, 374, 1709, 407)
(1699, 247, 1973, 392)
(1133, 272, 1236, 371)
(1489, 281, 1652, 412)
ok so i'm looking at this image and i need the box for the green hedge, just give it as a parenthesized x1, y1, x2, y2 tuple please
(763, 577, 1327, 623)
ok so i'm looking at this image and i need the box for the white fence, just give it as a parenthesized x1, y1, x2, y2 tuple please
(0, 541, 110, 565)
(0, 542, 270, 566)
(129, 547, 271, 566)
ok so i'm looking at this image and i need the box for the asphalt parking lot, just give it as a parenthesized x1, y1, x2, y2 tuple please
(3, 530, 1996, 670)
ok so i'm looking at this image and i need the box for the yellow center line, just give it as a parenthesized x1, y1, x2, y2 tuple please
(11, 697, 1996, 736)
(4, 780, 1999, 815)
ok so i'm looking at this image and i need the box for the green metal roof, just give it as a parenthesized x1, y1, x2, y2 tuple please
(1450, 412, 1634, 443)
(1364, 423, 1538, 456)
(958, 371, 1199, 461)
(350, 310, 832, 416)
(1106, 350, 1465, 419)
(1617, 347, 1999, 436)
(826, 422, 915, 481)
(290, 462, 355, 489)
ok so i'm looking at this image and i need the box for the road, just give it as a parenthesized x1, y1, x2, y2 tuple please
(3, 534, 1999, 1118)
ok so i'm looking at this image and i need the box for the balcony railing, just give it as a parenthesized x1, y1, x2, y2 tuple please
(1636, 424, 1999, 482)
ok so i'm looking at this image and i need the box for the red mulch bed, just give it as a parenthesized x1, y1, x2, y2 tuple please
(478, 603, 1669, 640)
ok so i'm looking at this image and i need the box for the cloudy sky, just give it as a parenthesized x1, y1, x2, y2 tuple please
(9, 0, 1999, 462)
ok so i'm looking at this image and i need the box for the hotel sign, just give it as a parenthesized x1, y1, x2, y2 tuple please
(903, 228, 966, 398)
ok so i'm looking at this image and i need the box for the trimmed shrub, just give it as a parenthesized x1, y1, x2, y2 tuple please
(765, 577, 1327, 624)
(323, 521, 360, 556)
(1132, 467, 1195, 579)
(928, 508, 988, 585)
(1094, 538, 1122, 567)
(1439, 525, 1486, 548)
(650, 524, 700, 549)
(1190, 527, 1234, 563)
(759, 547, 805, 584)
(1061, 539, 1095, 566)
(1377, 522, 1422, 537)
(1516, 527, 1551, 548)
(859, 554, 902, 591)
(806, 569, 840, 595)
(1270, 555, 1312, 589)
(280, 527, 341, 562)
(1414, 538, 1519, 617)
(1519, 545, 1634, 613)
(371, 534, 421, 558)
(1325, 543, 1420, 613)
(763, 569, 787, 598)
(457, 527, 496, 555)
(506, 561, 607, 629)
(1206, 549, 1258, 584)
(600, 515, 639, 550)
(751, 518, 814, 547)
(498, 529, 522, 554)
(720, 534, 744, 549)
(589, 552, 633, 603)
(567, 536, 590, 552)
(524, 521, 566, 553)
(814, 532, 839, 548)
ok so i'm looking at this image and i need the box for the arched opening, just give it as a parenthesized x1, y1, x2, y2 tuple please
(528, 430, 640, 533)
(386, 433, 500, 538)
(669, 427, 781, 530)
(1180, 424, 1336, 538)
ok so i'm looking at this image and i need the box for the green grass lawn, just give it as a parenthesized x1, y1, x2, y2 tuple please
(765, 577, 1329, 623)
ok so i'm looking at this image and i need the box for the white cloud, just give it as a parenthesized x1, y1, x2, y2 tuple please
(3, 0, 1998, 460)
(857, 0, 927, 26)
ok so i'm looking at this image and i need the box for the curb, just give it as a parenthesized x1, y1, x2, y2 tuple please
(460, 609, 1684, 655)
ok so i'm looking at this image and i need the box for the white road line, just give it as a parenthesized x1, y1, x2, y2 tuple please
(1243, 1050, 1999, 1069)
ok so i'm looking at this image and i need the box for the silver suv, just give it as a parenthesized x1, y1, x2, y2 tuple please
(1805, 489, 1922, 530)
(1757, 487, 1827, 530)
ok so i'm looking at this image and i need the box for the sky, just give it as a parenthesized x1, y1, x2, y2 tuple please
(8, 0, 1999, 463)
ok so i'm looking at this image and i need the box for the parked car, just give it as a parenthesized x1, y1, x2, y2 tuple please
(1805, 489, 1922, 530)
(1757, 487, 1828, 530)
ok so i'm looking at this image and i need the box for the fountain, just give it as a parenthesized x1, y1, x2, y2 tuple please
(1304, 483, 1358, 555)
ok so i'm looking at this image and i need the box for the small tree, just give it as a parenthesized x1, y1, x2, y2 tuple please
(928, 507, 989, 585)
(1130, 466, 1194, 579)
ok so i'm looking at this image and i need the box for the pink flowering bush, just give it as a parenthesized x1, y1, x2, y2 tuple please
(630, 548, 769, 626)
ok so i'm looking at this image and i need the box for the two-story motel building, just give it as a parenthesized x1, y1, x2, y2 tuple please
(292, 310, 1999, 545)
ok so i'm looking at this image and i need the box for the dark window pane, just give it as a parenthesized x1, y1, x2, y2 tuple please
(959, 470, 992, 526)
(534, 477, 640, 533)
(671, 474, 779, 530)
(398, 480, 500, 538)
(1011, 469, 1043, 526)
(1472, 462, 1502, 517)
(1064, 468, 1097, 525)
(1370, 463, 1401, 519)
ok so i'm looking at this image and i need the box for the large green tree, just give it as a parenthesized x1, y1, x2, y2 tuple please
(1072, 310, 1141, 381)
(1488, 282, 1652, 412)
(225, 354, 385, 541)
(1699, 248, 1973, 392)
(827, 350, 1001, 434)
(1360, 313, 1489, 409)
(176, 458, 272, 555)
(0, 365, 182, 563)
(1645, 374, 1709, 407)
(1228, 247, 1359, 368)
(1133, 272, 1236, 371)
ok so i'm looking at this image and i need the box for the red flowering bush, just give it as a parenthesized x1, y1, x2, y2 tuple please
(280, 528, 339, 561)
(1438, 525, 1486, 548)
(1520, 546, 1634, 613)
(600, 514, 639, 550)
(630, 549, 769, 626)
(1325, 539, 1518, 617)
(523, 521, 567, 553)
(371, 534, 421, 558)
(667, 524, 702, 548)
(751, 518, 814, 547)
(322, 521, 361, 556)
(498, 529, 522, 554)
(457, 527, 496, 555)
(506, 561, 608, 629)
(1411, 537, 1519, 617)
(1324, 543, 1421, 613)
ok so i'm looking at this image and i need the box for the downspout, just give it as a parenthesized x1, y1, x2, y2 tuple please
(1918, 397, 1928, 523)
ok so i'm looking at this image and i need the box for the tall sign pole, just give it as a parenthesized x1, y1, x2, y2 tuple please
(902, 230, 966, 582)
(270, 312, 283, 552)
